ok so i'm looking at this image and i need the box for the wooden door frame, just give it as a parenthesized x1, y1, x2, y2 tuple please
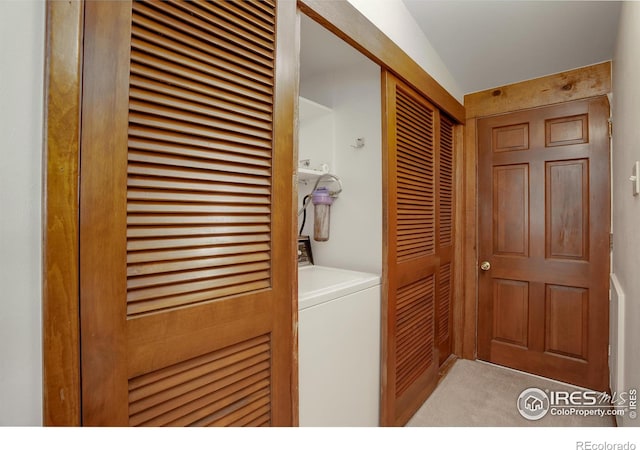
(42, 0, 83, 426)
(461, 61, 613, 360)
(42, 0, 465, 425)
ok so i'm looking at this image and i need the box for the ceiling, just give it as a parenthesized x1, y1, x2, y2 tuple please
(402, 0, 622, 94)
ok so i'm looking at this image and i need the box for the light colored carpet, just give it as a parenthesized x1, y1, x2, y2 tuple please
(407, 359, 616, 427)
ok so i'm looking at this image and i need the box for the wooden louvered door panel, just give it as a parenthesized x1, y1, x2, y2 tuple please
(79, 0, 296, 426)
(436, 115, 454, 365)
(382, 72, 443, 426)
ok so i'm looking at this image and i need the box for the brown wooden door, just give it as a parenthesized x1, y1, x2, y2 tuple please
(381, 72, 455, 426)
(436, 115, 455, 366)
(79, 0, 297, 426)
(477, 97, 610, 391)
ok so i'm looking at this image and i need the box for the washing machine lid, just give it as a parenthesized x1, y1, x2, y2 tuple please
(298, 265, 380, 310)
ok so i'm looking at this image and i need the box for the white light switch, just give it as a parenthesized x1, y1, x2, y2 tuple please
(631, 161, 640, 196)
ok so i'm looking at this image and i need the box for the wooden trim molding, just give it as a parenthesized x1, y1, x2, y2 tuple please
(298, 0, 465, 124)
(42, 0, 83, 426)
(290, 9, 302, 427)
(460, 117, 478, 360)
(465, 61, 611, 119)
(452, 123, 467, 357)
(460, 62, 612, 361)
(271, 0, 300, 425)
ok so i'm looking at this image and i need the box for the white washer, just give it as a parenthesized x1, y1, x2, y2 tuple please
(298, 265, 381, 427)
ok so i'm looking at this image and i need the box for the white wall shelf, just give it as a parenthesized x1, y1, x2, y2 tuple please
(298, 167, 329, 183)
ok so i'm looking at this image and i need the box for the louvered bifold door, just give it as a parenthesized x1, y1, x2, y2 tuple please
(436, 115, 454, 365)
(381, 72, 440, 426)
(79, 0, 297, 426)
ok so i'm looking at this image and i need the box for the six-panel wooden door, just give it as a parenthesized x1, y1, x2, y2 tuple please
(477, 97, 610, 391)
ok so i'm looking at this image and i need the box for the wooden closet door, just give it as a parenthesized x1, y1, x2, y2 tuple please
(436, 115, 455, 365)
(381, 72, 442, 426)
(80, 0, 297, 426)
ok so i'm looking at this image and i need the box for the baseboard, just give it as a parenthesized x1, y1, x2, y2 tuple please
(438, 354, 458, 382)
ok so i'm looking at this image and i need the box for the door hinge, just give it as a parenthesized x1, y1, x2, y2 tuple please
(608, 119, 613, 138)
(610, 233, 614, 250)
(608, 345, 611, 357)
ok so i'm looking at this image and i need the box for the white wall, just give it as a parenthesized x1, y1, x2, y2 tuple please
(299, 61, 382, 275)
(298, 97, 334, 174)
(347, 0, 463, 103)
(0, 0, 45, 426)
(611, 0, 640, 428)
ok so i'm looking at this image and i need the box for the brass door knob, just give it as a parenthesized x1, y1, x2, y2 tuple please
(480, 261, 491, 271)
